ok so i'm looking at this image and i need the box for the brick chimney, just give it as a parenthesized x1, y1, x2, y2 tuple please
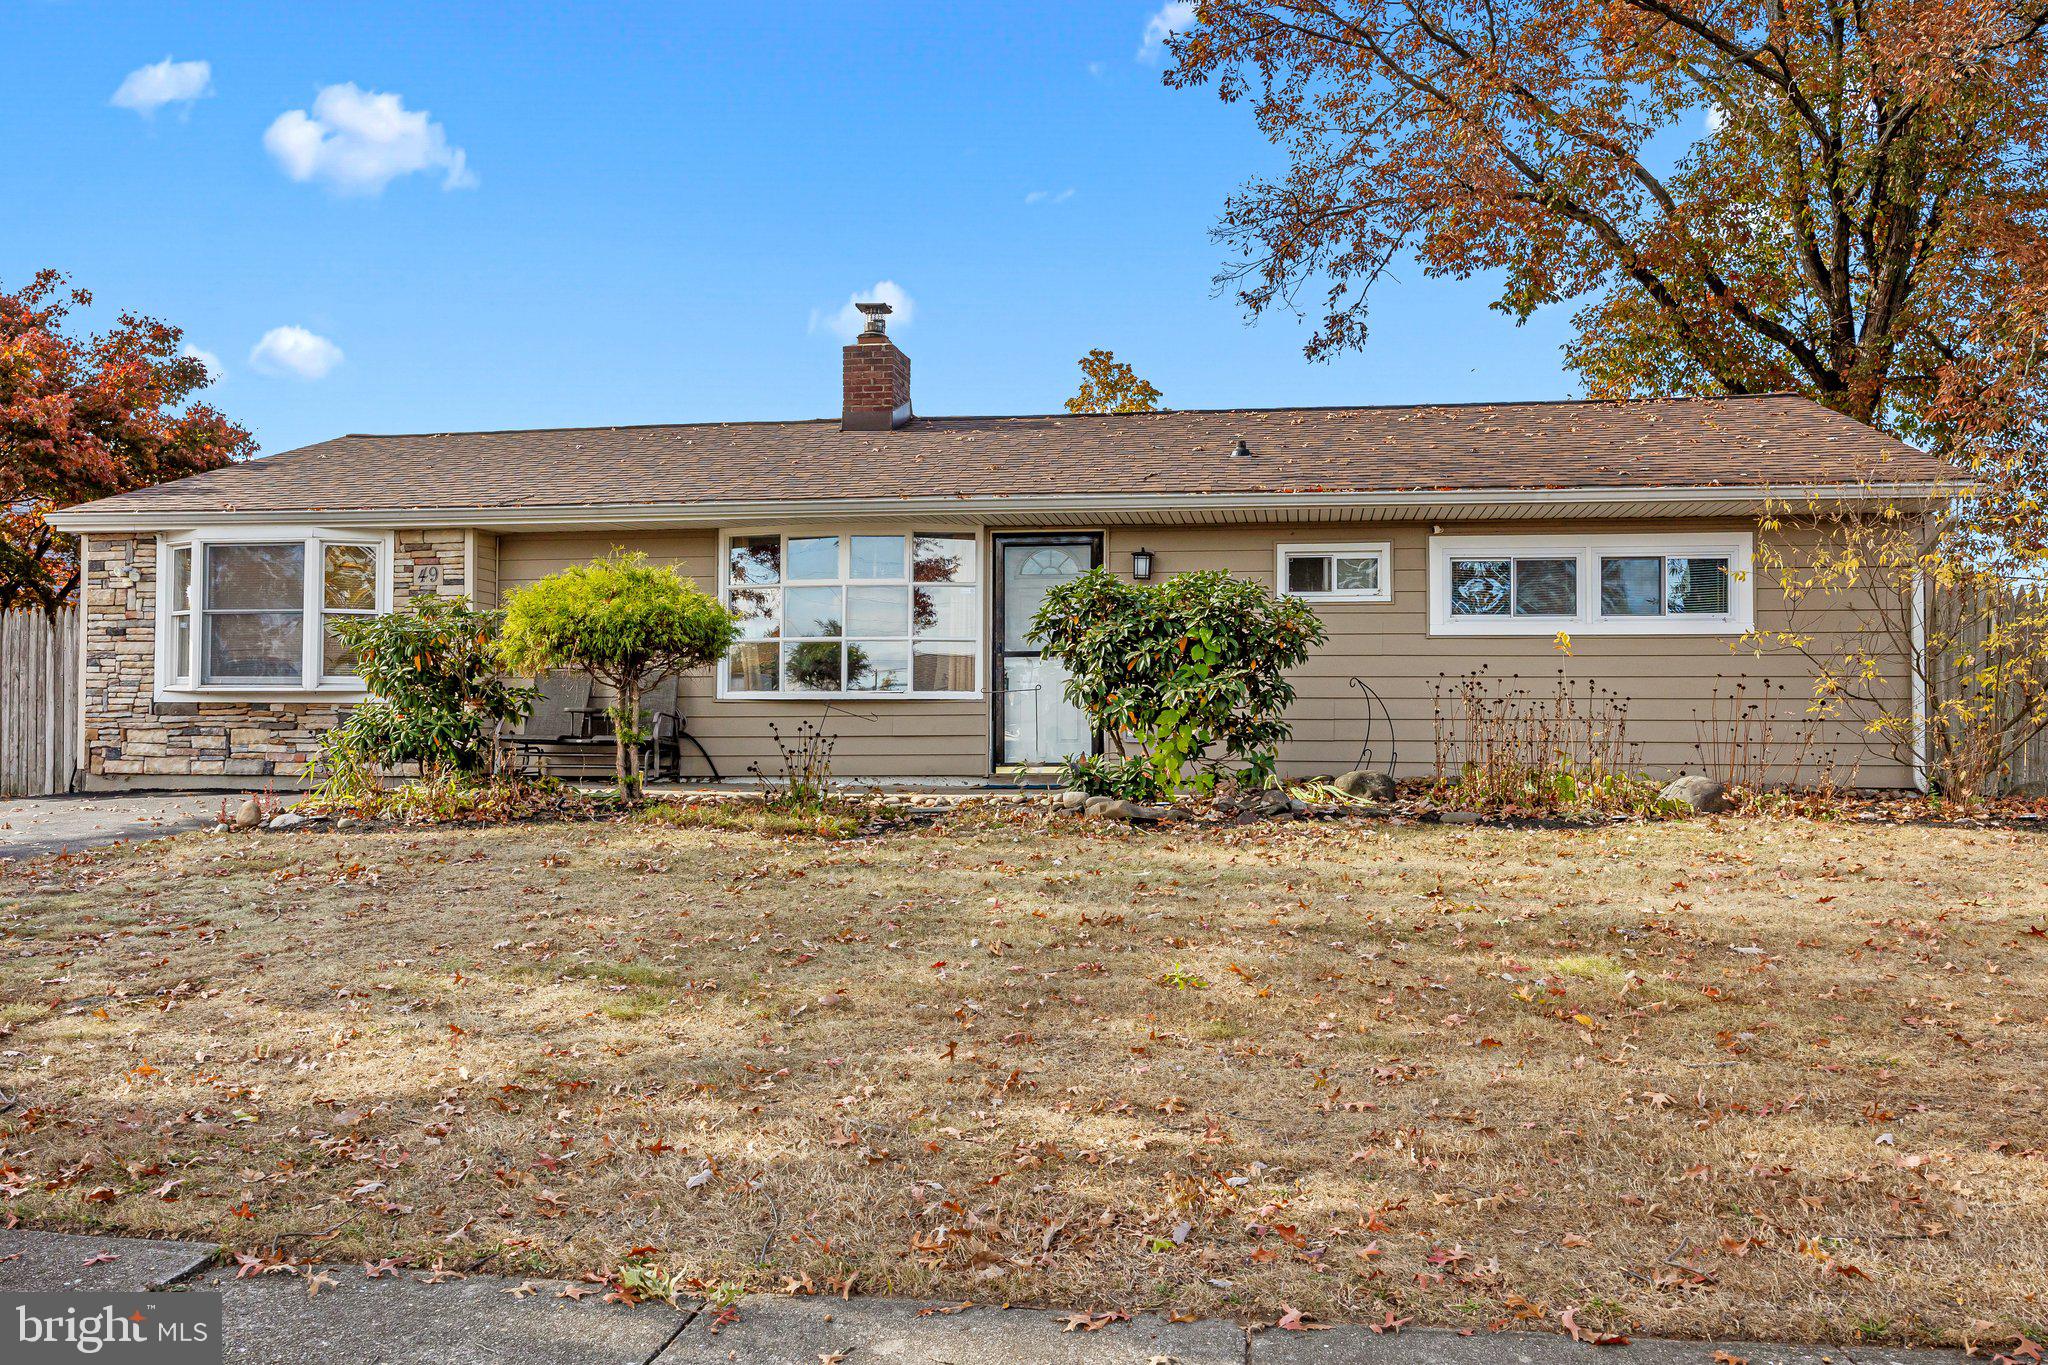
(841, 301, 912, 431)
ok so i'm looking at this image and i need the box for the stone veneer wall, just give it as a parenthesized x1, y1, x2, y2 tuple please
(78, 529, 470, 788)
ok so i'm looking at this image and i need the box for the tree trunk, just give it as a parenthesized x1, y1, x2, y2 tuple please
(614, 680, 641, 801)
(618, 679, 643, 802)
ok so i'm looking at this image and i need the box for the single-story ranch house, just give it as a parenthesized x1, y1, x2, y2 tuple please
(47, 306, 1953, 791)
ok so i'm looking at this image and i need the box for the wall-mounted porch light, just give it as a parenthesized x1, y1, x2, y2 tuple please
(1130, 547, 1155, 581)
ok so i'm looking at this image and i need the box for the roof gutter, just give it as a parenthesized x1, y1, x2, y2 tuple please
(43, 480, 1965, 533)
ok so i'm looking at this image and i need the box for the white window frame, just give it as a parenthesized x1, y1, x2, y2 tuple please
(1275, 541, 1392, 604)
(715, 528, 984, 701)
(154, 527, 395, 701)
(1428, 531, 1752, 637)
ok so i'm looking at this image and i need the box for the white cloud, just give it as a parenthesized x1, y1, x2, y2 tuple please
(180, 344, 223, 380)
(263, 83, 476, 195)
(249, 326, 343, 380)
(1139, 1, 1196, 58)
(809, 281, 915, 342)
(1704, 104, 1729, 136)
(1025, 188, 1077, 206)
(110, 57, 213, 115)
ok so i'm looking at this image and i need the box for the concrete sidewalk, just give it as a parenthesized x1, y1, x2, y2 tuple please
(0, 792, 223, 861)
(0, 1229, 1978, 1365)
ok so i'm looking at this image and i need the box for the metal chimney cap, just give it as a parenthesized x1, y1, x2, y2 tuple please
(855, 301, 893, 335)
(1230, 436, 1252, 457)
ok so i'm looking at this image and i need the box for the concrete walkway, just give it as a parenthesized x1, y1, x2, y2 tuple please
(0, 1229, 1976, 1365)
(0, 792, 223, 861)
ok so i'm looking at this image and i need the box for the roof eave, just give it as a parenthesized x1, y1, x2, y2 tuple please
(44, 480, 1967, 533)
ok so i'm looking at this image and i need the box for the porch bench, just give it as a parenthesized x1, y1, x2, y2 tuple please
(505, 672, 720, 783)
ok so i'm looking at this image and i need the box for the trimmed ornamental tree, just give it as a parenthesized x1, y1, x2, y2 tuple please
(498, 552, 738, 798)
(314, 598, 532, 792)
(1029, 568, 1326, 799)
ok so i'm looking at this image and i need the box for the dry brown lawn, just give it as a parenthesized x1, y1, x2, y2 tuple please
(1, 808, 2043, 1346)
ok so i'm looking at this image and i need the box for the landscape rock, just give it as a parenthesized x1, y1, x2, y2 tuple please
(1054, 789, 1090, 810)
(1440, 811, 1483, 825)
(1332, 769, 1397, 802)
(1215, 786, 1300, 818)
(1083, 798, 1171, 823)
(267, 811, 307, 831)
(1660, 775, 1732, 813)
(231, 796, 263, 830)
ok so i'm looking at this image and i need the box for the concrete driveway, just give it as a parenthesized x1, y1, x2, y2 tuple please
(0, 792, 224, 861)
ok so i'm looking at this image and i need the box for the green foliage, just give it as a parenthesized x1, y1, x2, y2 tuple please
(310, 598, 531, 795)
(1030, 568, 1326, 799)
(498, 551, 739, 797)
(1434, 764, 1682, 819)
(1058, 754, 1166, 800)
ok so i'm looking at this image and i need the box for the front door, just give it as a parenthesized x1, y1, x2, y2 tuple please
(993, 533, 1101, 767)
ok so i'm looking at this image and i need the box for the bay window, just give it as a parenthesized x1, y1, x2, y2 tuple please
(157, 531, 389, 695)
(720, 531, 980, 698)
(1430, 532, 1751, 636)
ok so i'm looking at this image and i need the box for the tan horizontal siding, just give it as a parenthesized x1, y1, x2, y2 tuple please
(1106, 519, 1910, 788)
(497, 529, 991, 778)
(491, 514, 1914, 788)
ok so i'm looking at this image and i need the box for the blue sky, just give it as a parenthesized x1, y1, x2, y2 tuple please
(2, 1, 1579, 458)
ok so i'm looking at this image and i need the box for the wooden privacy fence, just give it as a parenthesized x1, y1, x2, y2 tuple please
(0, 606, 79, 797)
(1934, 577, 2048, 793)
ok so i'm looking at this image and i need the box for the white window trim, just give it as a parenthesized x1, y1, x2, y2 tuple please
(1275, 541, 1392, 604)
(1428, 531, 1753, 637)
(715, 527, 984, 701)
(153, 527, 395, 702)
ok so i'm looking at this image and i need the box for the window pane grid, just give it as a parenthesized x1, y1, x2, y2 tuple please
(1439, 539, 1744, 632)
(1280, 545, 1386, 599)
(172, 538, 380, 689)
(724, 533, 977, 696)
(1595, 554, 1733, 619)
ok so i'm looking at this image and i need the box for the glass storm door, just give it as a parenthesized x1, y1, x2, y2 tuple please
(993, 534, 1101, 767)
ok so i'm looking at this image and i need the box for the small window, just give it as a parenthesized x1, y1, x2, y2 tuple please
(1449, 556, 1577, 618)
(1597, 554, 1733, 619)
(1512, 557, 1578, 616)
(1276, 543, 1390, 603)
(321, 544, 378, 679)
(167, 545, 194, 686)
(1433, 534, 1751, 636)
(1667, 556, 1731, 615)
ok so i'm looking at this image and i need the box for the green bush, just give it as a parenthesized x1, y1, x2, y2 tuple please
(311, 598, 531, 797)
(1058, 754, 1167, 800)
(1030, 568, 1326, 799)
(498, 551, 738, 798)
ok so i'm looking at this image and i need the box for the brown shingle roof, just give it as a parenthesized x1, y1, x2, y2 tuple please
(60, 394, 1952, 520)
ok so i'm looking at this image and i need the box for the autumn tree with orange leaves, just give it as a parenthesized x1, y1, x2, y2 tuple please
(1163, 0, 2048, 538)
(1066, 348, 1166, 414)
(1, 271, 252, 612)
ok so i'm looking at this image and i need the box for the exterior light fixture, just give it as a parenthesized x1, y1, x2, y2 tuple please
(1131, 547, 1155, 581)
